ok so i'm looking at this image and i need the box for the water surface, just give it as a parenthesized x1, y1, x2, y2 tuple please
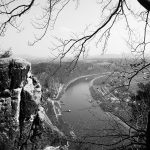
(61, 80, 129, 149)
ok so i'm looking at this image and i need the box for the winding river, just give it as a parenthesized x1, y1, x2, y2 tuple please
(60, 76, 130, 149)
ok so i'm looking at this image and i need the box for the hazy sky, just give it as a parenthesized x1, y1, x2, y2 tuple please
(0, 0, 147, 58)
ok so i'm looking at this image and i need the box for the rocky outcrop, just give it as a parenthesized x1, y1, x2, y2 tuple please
(0, 57, 68, 150)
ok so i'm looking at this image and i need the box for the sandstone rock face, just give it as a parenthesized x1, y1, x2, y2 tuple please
(0, 58, 68, 150)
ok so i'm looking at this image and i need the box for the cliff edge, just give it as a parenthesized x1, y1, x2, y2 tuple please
(0, 57, 68, 150)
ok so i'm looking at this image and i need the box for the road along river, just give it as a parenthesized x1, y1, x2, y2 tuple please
(60, 75, 132, 150)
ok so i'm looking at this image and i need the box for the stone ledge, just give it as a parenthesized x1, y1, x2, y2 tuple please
(0, 57, 31, 91)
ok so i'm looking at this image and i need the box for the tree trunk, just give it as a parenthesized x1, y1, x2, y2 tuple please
(137, 0, 150, 11)
(146, 111, 150, 149)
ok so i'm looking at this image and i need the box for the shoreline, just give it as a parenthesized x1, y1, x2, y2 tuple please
(51, 72, 135, 147)
(89, 74, 135, 134)
(54, 73, 108, 101)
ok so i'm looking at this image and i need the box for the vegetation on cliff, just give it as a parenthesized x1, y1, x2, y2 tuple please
(0, 57, 69, 150)
(89, 71, 150, 149)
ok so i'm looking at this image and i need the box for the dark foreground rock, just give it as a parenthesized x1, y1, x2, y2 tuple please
(0, 57, 68, 150)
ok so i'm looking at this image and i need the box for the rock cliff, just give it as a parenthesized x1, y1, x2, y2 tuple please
(0, 57, 68, 150)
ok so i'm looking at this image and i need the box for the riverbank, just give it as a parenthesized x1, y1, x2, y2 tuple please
(65, 73, 104, 91)
(54, 72, 133, 129)
(89, 74, 134, 132)
(59, 73, 135, 149)
(53, 84, 65, 100)
(54, 73, 107, 101)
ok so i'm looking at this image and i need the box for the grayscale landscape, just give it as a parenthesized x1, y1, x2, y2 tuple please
(0, 1, 150, 150)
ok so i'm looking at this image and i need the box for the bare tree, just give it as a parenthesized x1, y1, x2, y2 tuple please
(0, 0, 71, 44)
(44, 0, 150, 76)
(0, 1, 150, 60)
(1, 0, 150, 149)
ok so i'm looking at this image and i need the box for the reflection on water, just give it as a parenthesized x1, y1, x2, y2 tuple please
(60, 81, 129, 149)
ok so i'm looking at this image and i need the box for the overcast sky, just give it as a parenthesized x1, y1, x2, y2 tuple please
(0, 0, 148, 58)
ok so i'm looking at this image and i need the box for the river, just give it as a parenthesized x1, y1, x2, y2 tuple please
(60, 77, 130, 150)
